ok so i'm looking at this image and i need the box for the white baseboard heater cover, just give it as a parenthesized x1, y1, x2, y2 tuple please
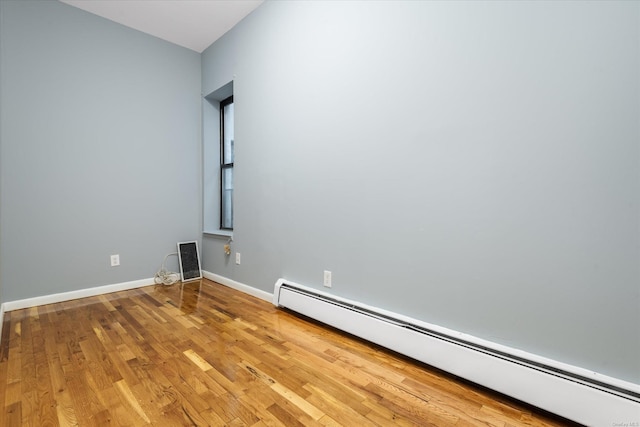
(273, 279, 640, 426)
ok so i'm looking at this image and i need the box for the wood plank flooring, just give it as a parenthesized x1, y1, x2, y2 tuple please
(0, 279, 579, 426)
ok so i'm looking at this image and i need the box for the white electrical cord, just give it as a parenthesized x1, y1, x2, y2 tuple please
(155, 252, 180, 285)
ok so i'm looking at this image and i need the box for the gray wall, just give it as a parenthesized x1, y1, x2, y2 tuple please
(202, 1, 640, 383)
(0, 1, 5, 308)
(0, 1, 202, 301)
(0, 0, 5, 309)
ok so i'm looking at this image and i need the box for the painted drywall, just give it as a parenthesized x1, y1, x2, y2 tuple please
(0, 1, 202, 301)
(201, 1, 640, 384)
(0, 0, 5, 311)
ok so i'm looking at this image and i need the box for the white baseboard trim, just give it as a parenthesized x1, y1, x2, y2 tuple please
(1, 277, 155, 313)
(202, 271, 272, 302)
(0, 303, 5, 345)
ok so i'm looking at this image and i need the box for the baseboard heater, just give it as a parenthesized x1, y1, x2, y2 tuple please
(273, 279, 640, 426)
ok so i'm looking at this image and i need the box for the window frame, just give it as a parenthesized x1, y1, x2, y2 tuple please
(220, 95, 234, 230)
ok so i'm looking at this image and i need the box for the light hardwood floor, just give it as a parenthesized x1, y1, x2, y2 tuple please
(0, 279, 579, 426)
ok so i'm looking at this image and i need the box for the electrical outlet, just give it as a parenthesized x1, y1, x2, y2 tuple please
(323, 270, 332, 288)
(235, 252, 241, 265)
(110, 254, 120, 267)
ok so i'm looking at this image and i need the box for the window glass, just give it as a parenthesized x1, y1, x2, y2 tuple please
(221, 167, 233, 229)
(223, 102, 234, 164)
(220, 95, 234, 230)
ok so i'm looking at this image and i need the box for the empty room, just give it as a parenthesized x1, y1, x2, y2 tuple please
(0, 0, 638, 426)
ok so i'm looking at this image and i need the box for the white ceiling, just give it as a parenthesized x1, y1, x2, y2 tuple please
(59, 0, 264, 53)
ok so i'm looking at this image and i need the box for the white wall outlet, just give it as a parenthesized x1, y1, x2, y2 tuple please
(323, 270, 332, 288)
(235, 252, 241, 265)
(110, 254, 120, 267)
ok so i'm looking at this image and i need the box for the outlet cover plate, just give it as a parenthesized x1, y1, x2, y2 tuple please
(323, 270, 332, 287)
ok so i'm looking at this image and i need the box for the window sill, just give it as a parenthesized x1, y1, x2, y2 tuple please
(203, 230, 233, 238)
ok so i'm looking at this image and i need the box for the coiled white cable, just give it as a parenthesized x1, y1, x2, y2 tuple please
(155, 252, 180, 285)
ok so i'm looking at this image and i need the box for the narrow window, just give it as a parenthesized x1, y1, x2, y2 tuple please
(220, 96, 234, 230)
